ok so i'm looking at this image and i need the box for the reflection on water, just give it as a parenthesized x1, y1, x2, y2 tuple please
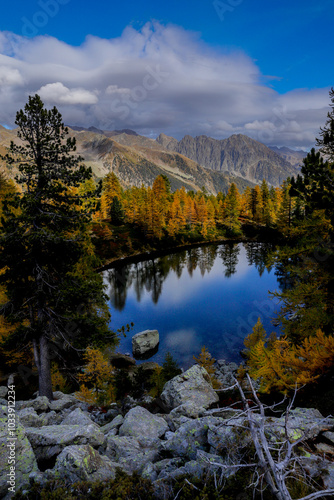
(103, 242, 281, 368)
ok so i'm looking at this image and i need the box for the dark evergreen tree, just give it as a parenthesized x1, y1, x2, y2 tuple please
(290, 89, 334, 220)
(161, 352, 182, 381)
(0, 95, 116, 399)
(109, 196, 125, 225)
(295, 148, 333, 217)
(317, 86, 334, 161)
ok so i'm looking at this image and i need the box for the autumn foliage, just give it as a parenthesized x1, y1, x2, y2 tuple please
(244, 320, 334, 394)
(76, 346, 115, 406)
(97, 173, 295, 242)
(194, 346, 221, 389)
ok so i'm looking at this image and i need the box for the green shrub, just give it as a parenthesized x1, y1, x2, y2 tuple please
(13, 472, 154, 500)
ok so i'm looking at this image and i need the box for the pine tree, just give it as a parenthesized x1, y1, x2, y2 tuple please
(109, 196, 125, 225)
(245, 328, 334, 394)
(224, 183, 241, 234)
(101, 172, 123, 219)
(296, 148, 333, 218)
(240, 186, 251, 219)
(250, 185, 263, 223)
(76, 346, 115, 405)
(317, 86, 334, 162)
(0, 95, 116, 399)
(260, 180, 273, 226)
(277, 181, 292, 231)
(161, 352, 182, 380)
(194, 346, 221, 389)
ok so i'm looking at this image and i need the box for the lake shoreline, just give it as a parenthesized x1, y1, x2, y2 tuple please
(97, 237, 248, 271)
(97, 225, 282, 271)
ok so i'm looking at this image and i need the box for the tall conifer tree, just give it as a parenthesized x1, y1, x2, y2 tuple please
(0, 95, 115, 399)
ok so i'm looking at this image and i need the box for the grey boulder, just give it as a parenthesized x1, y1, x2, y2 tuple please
(49, 395, 77, 412)
(119, 406, 168, 439)
(105, 435, 160, 474)
(50, 444, 117, 482)
(101, 414, 124, 435)
(268, 408, 334, 442)
(132, 329, 159, 358)
(26, 424, 105, 461)
(62, 408, 97, 427)
(0, 387, 8, 399)
(160, 364, 219, 411)
(17, 396, 49, 412)
(17, 408, 45, 428)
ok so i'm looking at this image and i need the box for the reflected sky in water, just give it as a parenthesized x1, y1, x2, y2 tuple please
(103, 243, 281, 368)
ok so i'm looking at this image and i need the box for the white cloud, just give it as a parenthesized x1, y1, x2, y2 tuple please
(0, 22, 331, 148)
(0, 66, 24, 86)
(105, 85, 131, 95)
(245, 120, 276, 131)
(38, 82, 98, 105)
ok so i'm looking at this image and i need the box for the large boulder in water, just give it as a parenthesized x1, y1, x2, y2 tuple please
(132, 329, 159, 358)
(160, 364, 219, 411)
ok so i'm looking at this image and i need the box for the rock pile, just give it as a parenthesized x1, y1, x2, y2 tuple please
(1, 362, 334, 499)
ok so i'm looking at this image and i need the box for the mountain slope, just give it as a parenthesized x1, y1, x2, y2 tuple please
(156, 133, 300, 186)
(0, 127, 254, 194)
(269, 146, 306, 169)
(74, 133, 254, 194)
(1, 126, 299, 193)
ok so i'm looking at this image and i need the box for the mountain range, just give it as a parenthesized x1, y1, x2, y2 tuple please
(0, 125, 305, 194)
(156, 133, 303, 186)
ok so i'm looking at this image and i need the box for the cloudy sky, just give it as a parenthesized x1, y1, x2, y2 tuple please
(0, 0, 333, 149)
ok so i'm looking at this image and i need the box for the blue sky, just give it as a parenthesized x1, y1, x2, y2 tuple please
(0, 0, 333, 148)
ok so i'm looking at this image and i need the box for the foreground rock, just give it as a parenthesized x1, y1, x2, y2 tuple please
(48, 445, 117, 483)
(1, 365, 334, 498)
(132, 329, 159, 358)
(106, 434, 162, 474)
(26, 424, 105, 461)
(119, 406, 168, 439)
(62, 408, 98, 427)
(267, 408, 334, 441)
(160, 364, 219, 411)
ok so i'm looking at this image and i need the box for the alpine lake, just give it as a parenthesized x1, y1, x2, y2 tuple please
(102, 242, 282, 369)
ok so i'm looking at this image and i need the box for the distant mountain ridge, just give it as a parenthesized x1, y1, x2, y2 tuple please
(67, 125, 139, 137)
(269, 146, 306, 169)
(156, 133, 300, 186)
(0, 125, 301, 193)
(73, 132, 254, 194)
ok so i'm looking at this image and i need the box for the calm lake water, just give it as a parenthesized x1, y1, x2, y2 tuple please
(103, 242, 282, 369)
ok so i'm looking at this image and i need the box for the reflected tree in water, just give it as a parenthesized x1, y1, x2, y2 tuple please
(219, 243, 240, 277)
(105, 243, 278, 310)
(105, 265, 132, 311)
(244, 242, 275, 276)
(198, 245, 218, 276)
(186, 247, 200, 276)
(144, 258, 168, 304)
(168, 251, 187, 279)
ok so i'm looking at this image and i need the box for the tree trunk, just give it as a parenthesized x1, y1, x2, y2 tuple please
(33, 334, 54, 400)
